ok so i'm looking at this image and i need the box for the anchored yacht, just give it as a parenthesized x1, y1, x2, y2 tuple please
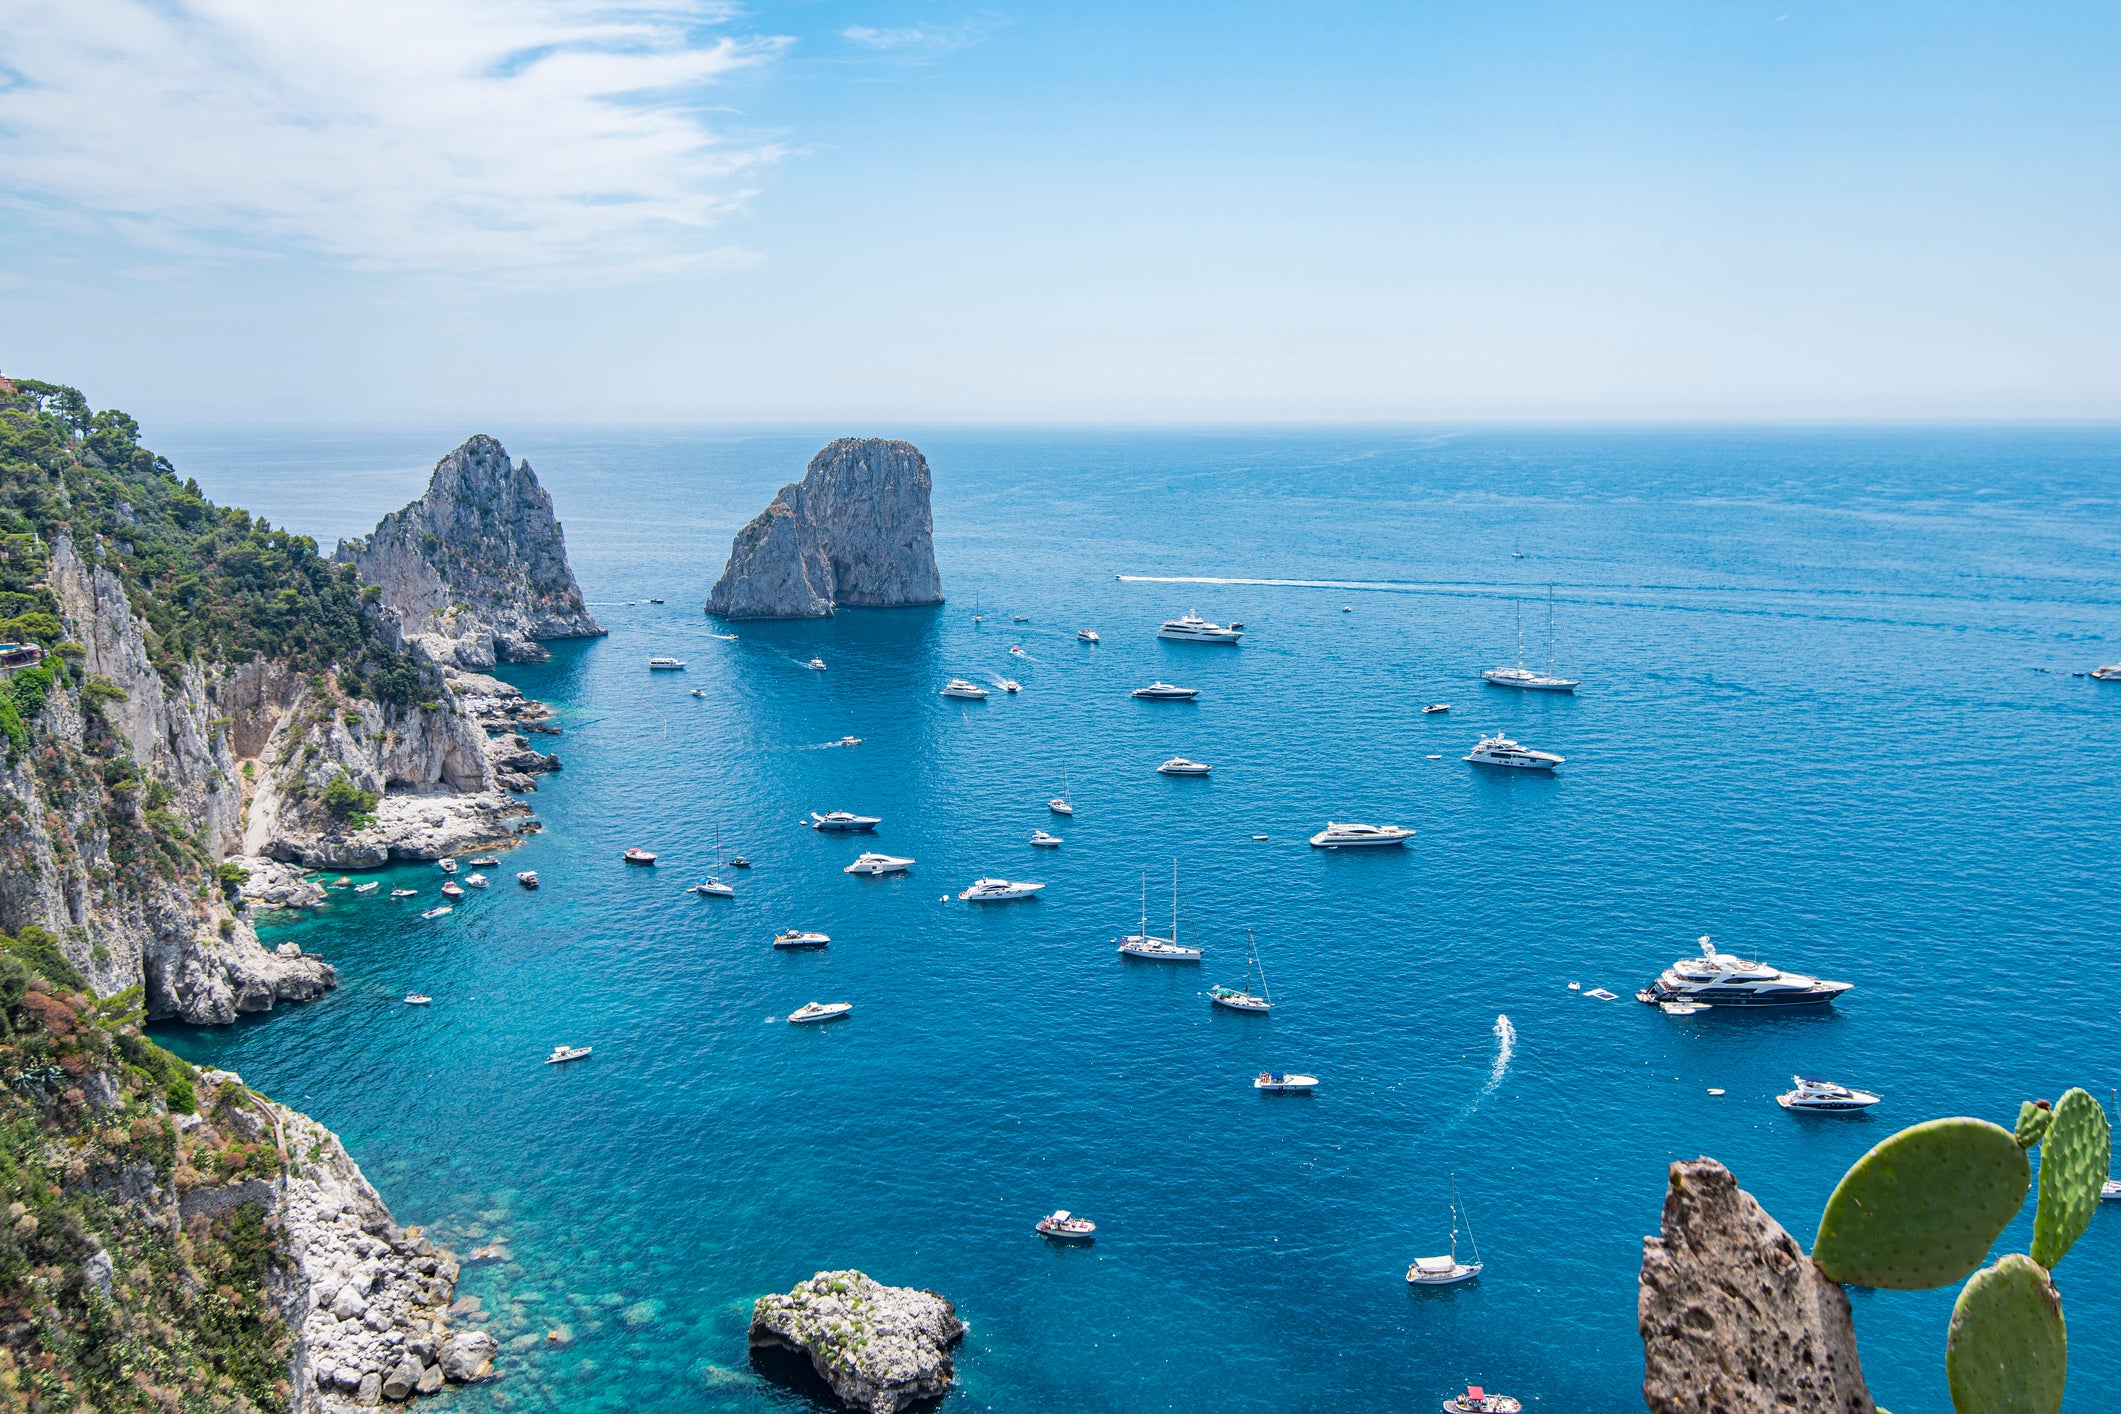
(773, 929, 830, 949)
(1132, 681, 1199, 700)
(1777, 1076, 1881, 1112)
(1463, 733, 1563, 769)
(1030, 830, 1063, 847)
(941, 678, 989, 699)
(546, 1045, 592, 1064)
(691, 878, 734, 897)
(1407, 1176, 1484, 1287)
(1157, 611, 1244, 643)
(959, 878, 1044, 902)
(1209, 932, 1273, 1011)
(1481, 588, 1578, 691)
(1641, 936, 1852, 1009)
(1158, 757, 1211, 776)
(648, 656, 686, 670)
(1308, 821, 1414, 848)
(622, 847, 658, 864)
(810, 811, 882, 832)
(844, 853, 915, 876)
(1118, 863, 1202, 960)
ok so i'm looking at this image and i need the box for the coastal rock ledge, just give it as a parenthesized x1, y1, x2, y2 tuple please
(749, 1270, 966, 1413)
(707, 438, 944, 620)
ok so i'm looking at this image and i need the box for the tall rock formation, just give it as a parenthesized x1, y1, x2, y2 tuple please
(707, 439, 944, 620)
(337, 435, 602, 669)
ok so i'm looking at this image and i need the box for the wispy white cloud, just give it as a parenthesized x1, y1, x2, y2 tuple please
(0, 1, 793, 280)
(841, 15, 1004, 55)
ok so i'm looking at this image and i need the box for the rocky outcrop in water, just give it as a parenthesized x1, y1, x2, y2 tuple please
(1639, 1158, 1875, 1413)
(337, 435, 602, 669)
(707, 439, 944, 620)
(750, 1270, 965, 1413)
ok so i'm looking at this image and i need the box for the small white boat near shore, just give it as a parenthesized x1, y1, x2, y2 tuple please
(353, 881, 379, 894)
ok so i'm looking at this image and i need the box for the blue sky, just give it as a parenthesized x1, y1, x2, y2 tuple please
(1, 1, 2115, 425)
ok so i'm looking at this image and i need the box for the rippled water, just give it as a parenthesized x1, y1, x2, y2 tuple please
(152, 426, 2121, 1413)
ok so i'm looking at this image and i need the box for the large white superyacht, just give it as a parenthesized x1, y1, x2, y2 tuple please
(1639, 936, 1853, 1009)
(1157, 610, 1244, 643)
(1481, 589, 1578, 691)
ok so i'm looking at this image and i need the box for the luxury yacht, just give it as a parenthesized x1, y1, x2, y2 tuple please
(1482, 589, 1578, 691)
(622, 847, 658, 864)
(1157, 611, 1244, 643)
(773, 929, 831, 949)
(1641, 936, 1853, 1009)
(844, 853, 915, 875)
(1463, 733, 1563, 769)
(648, 656, 686, 670)
(1117, 864, 1201, 960)
(810, 811, 882, 832)
(1254, 1072, 1317, 1092)
(787, 1002, 852, 1024)
(958, 878, 1044, 901)
(1131, 682, 1199, 701)
(1077, 629, 1100, 643)
(1158, 757, 1211, 775)
(1308, 821, 1414, 848)
(546, 1045, 592, 1064)
(1036, 1210, 1096, 1240)
(2102, 1178, 2121, 1203)
(1030, 830, 1063, 847)
(1777, 1076, 1881, 1112)
(941, 678, 989, 699)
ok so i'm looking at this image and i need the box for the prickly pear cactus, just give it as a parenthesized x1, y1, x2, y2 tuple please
(1813, 1117, 2028, 1289)
(2030, 1087, 2110, 1269)
(2014, 1099, 2053, 1149)
(1945, 1254, 2066, 1414)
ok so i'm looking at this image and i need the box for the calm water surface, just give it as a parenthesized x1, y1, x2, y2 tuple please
(151, 426, 2121, 1413)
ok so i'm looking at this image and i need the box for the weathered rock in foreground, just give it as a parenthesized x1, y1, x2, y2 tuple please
(338, 435, 603, 668)
(750, 1270, 965, 1413)
(1639, 1158, 1875, 1414)
(707, 439, 944, 620)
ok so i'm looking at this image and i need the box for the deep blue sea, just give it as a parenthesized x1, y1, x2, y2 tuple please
(147, 426, 2121, 1413)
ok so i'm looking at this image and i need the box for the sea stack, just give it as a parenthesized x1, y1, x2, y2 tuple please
(337, 435, 603, 669)
(707, 438, 944, 620)
(749, 1271, 965, 1414)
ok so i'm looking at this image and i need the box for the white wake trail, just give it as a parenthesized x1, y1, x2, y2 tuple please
(1482, 1014, 1516, 1097)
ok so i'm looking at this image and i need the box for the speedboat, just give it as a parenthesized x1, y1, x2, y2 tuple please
(1013, 615, 1029, 623)
(1777, 1076, 1881, 1112)
(516, 871, 539, 889)
(622, 847, 657, 864)
(1409, 1177, 1484, 1287)
(787, 1002, 852, 1024)
(1158, 757, 1211, 775)
(844, 853, 915, 875)
(729, 857, 751, 868)
(1157, 611, 1243, 643)
(2092, 664, 2121, 682)
(440, 881, 464, 899)
(839, 735, 862, 746)
(1000, 678, 1021, 693)
(806, 657, 827, 671)
(1443, 1388, 1522, 1413)
(1642, 936, 1852, 1009)
(1030, 830, 1062, 847)
(404, 994, 432, 1006)
(940, 679, 989, 699)
(773, 929, 831, 949)
(1308, 822, 1414, 848)
(1131, 681, 1198, 700)
(959, 878, 1044, 902)
(464, 873, 489, 888)
(1422, 704, 1451, 714)
(810, 810, 881, 832)
(420, 905, 452, 920)
(648, 597, 665, 604)
(1463, 732, 1563, 769)
(648, 656, 686, 670)
(438, 857, 458, 873)
(692, 878, 735, 897)
(691, 688, 707, 697)
(353, 881, 379, 894)
(470, 857, 500, 867)
(1077, 629, 1100, 643)
(2102, 1178, 2121, 1203)
(546, 1045, 592, 1064)
(1008, 645, 1028, 657)
(1036, 1210, 1096, 1241)
(1659, 1000, 1709, 1016)
(390, 888, 418, 898)
(1255, 1072, 1317, 1092)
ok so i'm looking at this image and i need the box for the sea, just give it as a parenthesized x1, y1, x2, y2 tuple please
(146, 425, 2121, 1414)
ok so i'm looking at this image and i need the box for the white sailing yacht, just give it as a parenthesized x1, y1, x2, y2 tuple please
(1049, 767, 1074, 816)
(1482, 587, 1579, 692)
(691, 830, 735, 897)
(1208, 930, 1273, 1010)
(1117, 861, 1202, 960)
(1406, 1176, 1484, 1286)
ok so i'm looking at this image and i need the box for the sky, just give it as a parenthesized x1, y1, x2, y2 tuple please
(0, 0, 2116, 426)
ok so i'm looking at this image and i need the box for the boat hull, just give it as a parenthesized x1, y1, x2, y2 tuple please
(1308, 832, 1411, 848)
(1407, 1263, 1482, 1287)
(1648, 986, 1848, 1008)
(1480, 671, 1576, 692)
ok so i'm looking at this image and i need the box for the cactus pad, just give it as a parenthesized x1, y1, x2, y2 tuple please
(1813, 1117, 2028, 1289)
(2030, 1087, 2110, 1269)
(2014, 1100, 2052, 1149)
(1945, 1254, 2065, 1414)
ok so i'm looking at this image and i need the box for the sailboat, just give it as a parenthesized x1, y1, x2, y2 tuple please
(691, 830, 735, 898)
(1208, 929, 1272, 1010)
(972, 590, 983, 624)
(1406, 1175, 1484, 1286)
(1481, 586, 1579, 692)
(1117, 861, 1201, 960)
(1049, 767, 1074, 816)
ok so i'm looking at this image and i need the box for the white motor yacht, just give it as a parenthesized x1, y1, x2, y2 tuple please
(844, 853, 915, 876)
(1777, 1076, 1881, 1112)
(1407, 1177, 1484, 1287)
(1481, 589, 1578, 691)
(958, 878, 1044, 902)
(1030, 830, 1062, 847)
(1642, 936, 1853, 1009)
(546, 1045, 592, 1064)
(1463, 732, 1563, 769)
(1254, 1072, 1317, 1092)
(1131, 681, 1199, 700)
(648, 656, 686, 670)
(1157, 611, 1244, 643)
(1158, 757, 1211, 776)
(1077, 629, 1100, 643)
(941, 679, 989, 699)
(787, 1002, 852, 1024)
(1308, 821, 1414, 848)
(810, 810, 882, 832)
(773, 929, 831, 949)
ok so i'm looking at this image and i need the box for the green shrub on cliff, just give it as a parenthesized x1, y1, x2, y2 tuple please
(321, 772, 378, 829)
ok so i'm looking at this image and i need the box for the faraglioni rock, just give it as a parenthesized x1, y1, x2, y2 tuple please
(749, 1270, 965, 1413)
(1639, 1158, 1875, 1413)
(338, 435, 603, 668)
(707, 438, 945, 620)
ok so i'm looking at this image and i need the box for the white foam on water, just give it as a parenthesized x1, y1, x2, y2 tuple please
(1483, 1014, 1516, 1097)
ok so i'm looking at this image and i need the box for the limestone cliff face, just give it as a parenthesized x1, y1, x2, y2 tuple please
(707, 439, 944, 620)
(337, 435, 602, 669)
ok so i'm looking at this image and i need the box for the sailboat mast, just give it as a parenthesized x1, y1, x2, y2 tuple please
(1171, 858, 1179, 944)
(1545, 584, 1556, 677)
(1514, 599, 1525, 671)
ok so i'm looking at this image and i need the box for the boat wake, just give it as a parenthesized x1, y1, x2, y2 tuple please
(1483, 1014, 1515, 1097)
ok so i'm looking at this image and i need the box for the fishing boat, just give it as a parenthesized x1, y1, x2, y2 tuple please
(1407, 1177, 1484, 1286)
(420, 905, 452, 920)
(1118, 862, 1203, 961)
(844, 853, 915, 875)
(622, 847, 657, 865)
(440, 881, 464, 899)
(465, 873, 489, 888)
(546, 1045, 592, 1064)
(1030, 830, 1062, 847)
(1442, 1389, 1522, 1413)
(1036, 1210, 1096, 1241)
(1255, 1072, 1317, 1092)
(353, 881, 379, 894)
(810, 810, 881, 832)
(516, 871, 539, 889)
(1208, 931, 1273, 1010)
(404, 994, 432, 1006)
(787, 1002, 852, 1024)
(1050, 767, 1074, 816)
(773, 929, 831, 949)
(389, 888, 418, 899)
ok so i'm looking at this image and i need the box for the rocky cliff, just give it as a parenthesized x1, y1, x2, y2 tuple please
(336, 435, 602, 670)
(707, 439, 944, 620)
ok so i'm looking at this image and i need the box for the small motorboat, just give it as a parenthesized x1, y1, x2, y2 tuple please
(622, 848, 658, 865)
(940, 678, 989, 699)
(1000, 678, 1022, 693)
(546, 1045, 592, 1064)
(438, 857, 458, 874)
(1255, 1072, 1317, 1092)
(1443, 1388, 1522, 1413)
(692, 878, 735, 897)
(2101, 1178, 2121, 1203)
(1158, 757, 1211, 776)
(1030, 830, 1062, 847)
(807, 657, 827, 671)
(1077, 629, 1100, 643)
(404, 994, 432, 1005)
(440, 881, 464, 899)
(332, 876, 352, 887)
(390, 888, 418, 899)
(691, 688, 707, 698)
(787, 1002, 852, 1024)
(1342, 605, 1353, 612)
(648, 656, 686, 670)
(773, 929, 831, 949)
(353, 881, 379, 894)
(729, 857, 752, 869)
(959, 878, 1044, 902)
(1009, 645, 1028, 657)
(465, 873, 489, 888)
(516, 871, 539, 889)
(648, 597, 665, 604)
(1660, 1000, 1709, 1015)
(470, 857, 500, 867)
(1036, 1210, 1096, 1241)
(1422, 704, 1451, 714)
(420, 905, 452, 920)
(1777, 1076, 1882, 1113)
(1131, 681, 1198, 700)
(845, 853, 915, 875)
(810, 810, 882, 832)
(839, 735, 862, 746)
(1012, 615, 1030, 623)
(1584, 988, 1618, 1000)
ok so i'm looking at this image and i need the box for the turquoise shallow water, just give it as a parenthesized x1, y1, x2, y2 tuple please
(151, 426, 2121, 1413)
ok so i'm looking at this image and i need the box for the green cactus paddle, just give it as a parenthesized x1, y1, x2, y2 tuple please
(2014, 1099, 2052, 1149)
(1946, 1254, 2066, 1414)
(2030, 1087, 2110, 1269)
(1813, 1117, 2028, 1289)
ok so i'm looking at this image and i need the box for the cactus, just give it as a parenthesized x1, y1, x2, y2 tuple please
(2014, 1099, 2053, 1148)
(1945, 1254, 2066, 1414)
(1813, 1117, 2029, 1289)
(2030, 1087, 2110, 1269)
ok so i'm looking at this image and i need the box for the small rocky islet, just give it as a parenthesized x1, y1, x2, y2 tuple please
(750, 1270, 966, 1414)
